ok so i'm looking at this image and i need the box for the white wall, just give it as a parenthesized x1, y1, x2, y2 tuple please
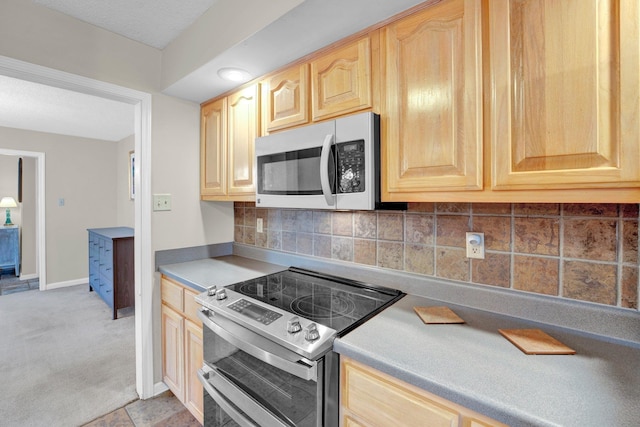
(0, 0, 161, 93)
(0, 0, 235, 385)
(151, 93, 233, 251)
(0, 0, 235, 254)
(0, 127, 119, 285)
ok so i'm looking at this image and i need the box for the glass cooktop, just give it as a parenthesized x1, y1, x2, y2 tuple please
(224, 267, 404, 336)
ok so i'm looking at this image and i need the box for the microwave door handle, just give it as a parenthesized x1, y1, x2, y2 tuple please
(197, 368, 259, 427)
(320, 133, 335, 206)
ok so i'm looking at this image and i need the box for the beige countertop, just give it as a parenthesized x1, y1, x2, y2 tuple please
(158, 255, 286, 292)
(335, 294, 640, 427)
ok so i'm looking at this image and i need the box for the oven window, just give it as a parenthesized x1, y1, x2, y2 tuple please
(257, 146, 335, 195)
(203, 327, 320, 427)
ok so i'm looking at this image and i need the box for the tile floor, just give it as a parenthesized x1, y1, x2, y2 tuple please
(82, 390, 201, 427)
(0, 272, 39, 295)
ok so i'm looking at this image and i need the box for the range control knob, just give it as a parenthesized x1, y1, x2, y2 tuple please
(287, 316, 302, 334)
(304, 323, 320, 342)
(207, 286, 217, 296)
(215, 289, 227, 301)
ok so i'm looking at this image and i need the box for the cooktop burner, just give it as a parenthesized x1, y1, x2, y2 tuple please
(224, 267, 403, 336)
(290, 293, 356, 319)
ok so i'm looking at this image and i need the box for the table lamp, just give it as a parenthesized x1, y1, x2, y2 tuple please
(0, 197, 17, 226)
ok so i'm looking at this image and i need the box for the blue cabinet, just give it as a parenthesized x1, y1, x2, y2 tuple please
(88, 227, 134, 319)
(0, 226, 19, 276)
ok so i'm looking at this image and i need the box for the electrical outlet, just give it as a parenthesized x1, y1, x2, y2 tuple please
(466, 232, 485, 259)
(256, 218, 263, 233)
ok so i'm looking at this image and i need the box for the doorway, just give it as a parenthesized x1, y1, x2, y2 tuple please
(0, 151, 43, 293)
(0, 55, 155, 399)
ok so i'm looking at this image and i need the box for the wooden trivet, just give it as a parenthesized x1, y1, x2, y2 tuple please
(499, 329, 575, 355)
(414, 306, 465, 324)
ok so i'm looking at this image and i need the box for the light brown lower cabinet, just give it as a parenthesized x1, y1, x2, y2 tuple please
(161, 275, 203, 424)
(340, 356, 507, 427)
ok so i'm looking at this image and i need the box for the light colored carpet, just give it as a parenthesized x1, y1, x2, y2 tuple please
(0, 285, 138, 426)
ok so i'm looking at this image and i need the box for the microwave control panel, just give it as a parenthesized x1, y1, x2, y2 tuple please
(337, 139, 365, 193)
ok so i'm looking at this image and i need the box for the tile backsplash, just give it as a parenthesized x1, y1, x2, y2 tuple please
(234, 202, 639, 311)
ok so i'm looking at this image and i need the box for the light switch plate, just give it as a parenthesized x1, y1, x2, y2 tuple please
(153, 194, 171, 211)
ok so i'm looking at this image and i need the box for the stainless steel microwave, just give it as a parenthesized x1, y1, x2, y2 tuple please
(255, 112, 390, 210)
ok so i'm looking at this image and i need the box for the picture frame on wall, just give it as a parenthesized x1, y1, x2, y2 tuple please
(129, 150, 135, 200)
(17, 157, 22, 203)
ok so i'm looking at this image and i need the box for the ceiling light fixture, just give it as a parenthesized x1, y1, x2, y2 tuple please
(217, 67, 252, 83)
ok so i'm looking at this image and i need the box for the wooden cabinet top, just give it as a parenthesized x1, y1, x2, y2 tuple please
(88, 227, 134, 239)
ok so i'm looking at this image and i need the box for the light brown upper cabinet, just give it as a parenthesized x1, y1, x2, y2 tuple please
(381, 0, 483, 197)
(311, 37, 372, 121)
(489, 0, 640, 191)
(200, 85, 258, 201)
(261, 64, 309, 133)
(227, 85, 259, 197)
(200, 0, 640, 203)
(200, 97, 226, 197)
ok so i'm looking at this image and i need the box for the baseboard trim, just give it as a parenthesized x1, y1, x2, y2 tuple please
(46, 277, 88, 290)
(153, 382, 169, 397)
(18, 273, 38, 281)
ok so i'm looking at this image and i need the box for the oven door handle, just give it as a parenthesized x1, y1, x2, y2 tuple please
(197, 309, 318, 382)
(197, 367, 259, 427)
(320, 133, 335, 206)
(199, 365, 296, 427)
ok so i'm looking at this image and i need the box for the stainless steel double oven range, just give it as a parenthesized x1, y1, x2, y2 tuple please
(195, 267, 404, 427)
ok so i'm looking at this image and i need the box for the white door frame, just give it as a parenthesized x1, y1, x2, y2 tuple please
(0, 149, 45, 287)
(0, 55, 155, 399)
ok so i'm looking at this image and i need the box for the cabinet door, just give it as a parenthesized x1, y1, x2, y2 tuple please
(162, 304, 184, 402)
(341, 357, 459, 427)
(227, 85, 258, 196)
(490, 0, 640, 190)
(311, 37, 372, 121)
(200, 98, 227, 196)
(341, 357, 507, 427)
(184, 319, 204, 424)
(382, 0, 483, 197)
(262, 64, 309, 132)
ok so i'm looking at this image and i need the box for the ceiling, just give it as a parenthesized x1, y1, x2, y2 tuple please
(2, 0, 427, 141)
(32, 0, 221, 50)
(0, 74, 134, 142)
